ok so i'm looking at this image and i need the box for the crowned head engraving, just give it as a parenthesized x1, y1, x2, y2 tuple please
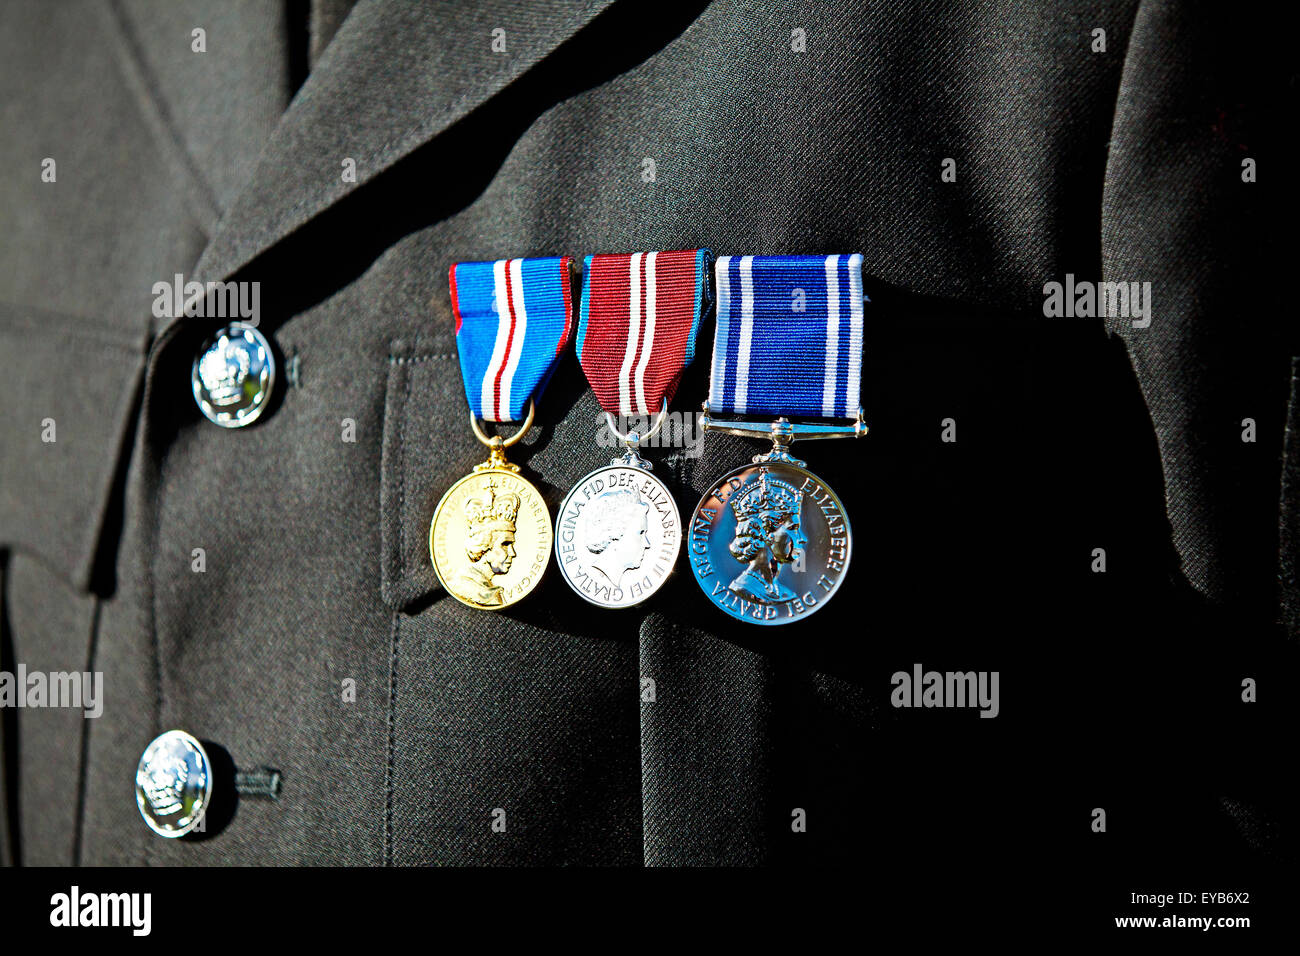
(465, 480, 520, 536)
(198, 338, 251, 406)
(455, 478, 520, 606)
(727, 468, 807, 603)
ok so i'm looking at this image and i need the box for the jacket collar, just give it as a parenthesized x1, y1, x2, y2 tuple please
(194, 0, 614, 284)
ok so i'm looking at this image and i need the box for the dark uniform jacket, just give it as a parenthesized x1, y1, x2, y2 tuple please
(0, 0, 1293, 867)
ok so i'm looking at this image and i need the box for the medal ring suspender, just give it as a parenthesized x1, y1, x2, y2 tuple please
(467, 399, 535, 471)
(555, 249, 712, 609)
(602, 397, 669, 470)
(430, 257, 574, 611)
(689, 253, 868, 626)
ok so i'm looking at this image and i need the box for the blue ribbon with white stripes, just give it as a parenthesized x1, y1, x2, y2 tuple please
(449, 257, 573, 422)
(707, 254, 865, 420)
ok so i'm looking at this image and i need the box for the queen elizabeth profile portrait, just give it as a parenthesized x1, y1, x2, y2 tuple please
(727, 468, 807, 603)
(456, 480, 521, 607)
(584, 487, 651, 588)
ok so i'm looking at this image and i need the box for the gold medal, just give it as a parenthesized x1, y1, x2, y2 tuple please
(430, 402, 551, 610)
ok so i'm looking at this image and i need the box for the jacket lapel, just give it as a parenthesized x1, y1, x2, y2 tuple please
(195, 0, 614, 284)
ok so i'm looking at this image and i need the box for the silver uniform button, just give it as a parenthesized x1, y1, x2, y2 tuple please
(192, 323, 275, 427)
(135, 730, 213, 838)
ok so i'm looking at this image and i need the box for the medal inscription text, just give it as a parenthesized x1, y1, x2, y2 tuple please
(556, 466, 681, 608)
(689, 463, 851, 625)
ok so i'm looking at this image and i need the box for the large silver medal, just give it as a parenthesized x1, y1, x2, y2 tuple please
(557, 416, 681, 608)
(690, 416, 862, 625)
(691, 252, 869, 625)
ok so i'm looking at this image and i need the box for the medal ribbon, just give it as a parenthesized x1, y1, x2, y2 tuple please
(577, 249, 711, 417)
(707, 254, 864, 420)
(449, 256, 574, 422)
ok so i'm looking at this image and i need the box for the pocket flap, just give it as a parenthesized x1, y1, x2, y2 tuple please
(379, 340, 488, 609)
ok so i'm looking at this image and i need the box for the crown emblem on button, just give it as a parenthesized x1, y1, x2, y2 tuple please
(197, 339, 251, 406)
(135, 729, 213, 838)
(141, 747, 189, 816)
(191, 323, 275, 428)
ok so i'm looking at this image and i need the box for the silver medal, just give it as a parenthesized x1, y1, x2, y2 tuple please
(691, 412, 865, 626)
(556, 409, 682, 608)
(689, 460, 850, 625)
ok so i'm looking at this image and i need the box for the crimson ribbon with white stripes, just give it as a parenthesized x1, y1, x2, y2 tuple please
(576, 249, 711, 418)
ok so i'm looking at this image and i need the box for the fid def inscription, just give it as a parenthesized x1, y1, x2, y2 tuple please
(556, 465, 681, 608)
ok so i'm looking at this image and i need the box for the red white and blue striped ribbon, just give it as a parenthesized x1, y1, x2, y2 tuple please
(449, 257, 574, 422)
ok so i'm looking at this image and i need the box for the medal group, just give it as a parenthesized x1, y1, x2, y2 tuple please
(430, 250, 868, 626)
